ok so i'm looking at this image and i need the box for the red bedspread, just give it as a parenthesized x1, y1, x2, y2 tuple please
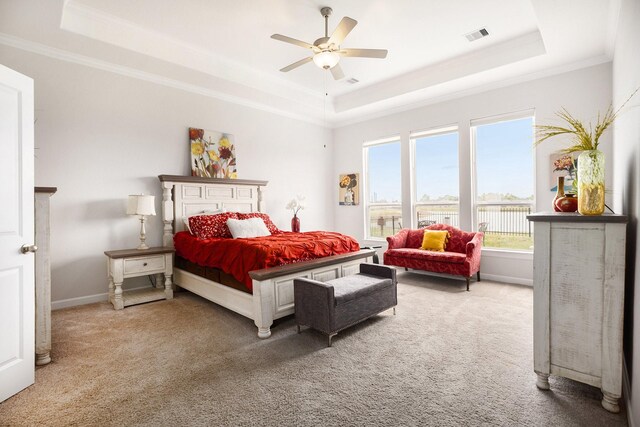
(174, 231, 360, 291)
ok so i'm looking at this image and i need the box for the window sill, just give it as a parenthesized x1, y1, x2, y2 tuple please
(363, 238, 388, 245)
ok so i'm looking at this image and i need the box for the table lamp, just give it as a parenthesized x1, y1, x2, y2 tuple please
(127, 194, 156, 250)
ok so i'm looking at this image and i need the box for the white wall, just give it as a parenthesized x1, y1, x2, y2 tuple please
(612, 0, 640, 424)
(332, 63, 613, 284)
(0, 41, 618, 302)
(0, 45, 333, 305)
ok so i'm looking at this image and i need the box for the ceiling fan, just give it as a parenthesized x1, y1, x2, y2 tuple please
(271, 6, 388, 80)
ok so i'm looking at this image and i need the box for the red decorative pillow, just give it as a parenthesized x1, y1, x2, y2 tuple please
(237, 212, 281, 235)
(189, 212, 239, 239)
(407, 229, 426, 248)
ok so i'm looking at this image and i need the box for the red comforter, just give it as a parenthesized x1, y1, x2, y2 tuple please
(174, 231, 360, 291)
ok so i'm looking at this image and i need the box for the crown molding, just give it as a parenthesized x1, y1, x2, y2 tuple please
(0, 31, 613, 131)
(61, 0, 324, 105)
(331, 55, 612, 129)
(0, 32, 330, 128)
(334, 31, 546, 113)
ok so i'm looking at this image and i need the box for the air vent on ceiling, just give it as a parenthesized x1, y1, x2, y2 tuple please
(465, 28, 489, 42)
(346, 78, 359, 85)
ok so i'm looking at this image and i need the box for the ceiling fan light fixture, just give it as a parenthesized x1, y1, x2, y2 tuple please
(313, 51, 340, 69)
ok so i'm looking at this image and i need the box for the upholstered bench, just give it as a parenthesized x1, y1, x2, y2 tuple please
(294, 263, 397, 347)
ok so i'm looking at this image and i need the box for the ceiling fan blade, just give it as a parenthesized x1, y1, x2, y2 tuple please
(280, 57, 313, 72)
(330, 63, 345, 80)
(271, 34, 316, 51)
(328, 17, 357, 46)
(339, 48, 388, 59)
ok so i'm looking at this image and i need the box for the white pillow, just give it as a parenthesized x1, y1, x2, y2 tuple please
(183, 209, 225, 234)
(226, 217, 271, 239)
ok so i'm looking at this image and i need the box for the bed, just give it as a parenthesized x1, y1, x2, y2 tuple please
(158, 175, 374, 338)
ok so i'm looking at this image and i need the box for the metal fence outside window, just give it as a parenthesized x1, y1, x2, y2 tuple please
(475, 204, 532, 236)
(368, 203, 533, 246)
(416, 204, 459, 228)
(367, 204, 402, 238)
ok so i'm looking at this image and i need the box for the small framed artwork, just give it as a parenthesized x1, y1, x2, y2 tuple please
(549, 151, 577, 192)
(339, 173, 359, 205)
(189, 127, 237, 178)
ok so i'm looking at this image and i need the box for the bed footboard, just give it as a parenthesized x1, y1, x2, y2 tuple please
(249, 249, 374, 338)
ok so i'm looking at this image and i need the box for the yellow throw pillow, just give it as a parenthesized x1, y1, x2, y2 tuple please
(421, 230, 449, 252)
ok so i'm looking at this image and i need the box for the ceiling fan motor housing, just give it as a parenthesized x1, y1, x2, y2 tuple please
(314, 37, 331, 50)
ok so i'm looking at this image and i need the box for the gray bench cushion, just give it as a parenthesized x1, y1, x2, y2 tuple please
(327, 273, 393, 306)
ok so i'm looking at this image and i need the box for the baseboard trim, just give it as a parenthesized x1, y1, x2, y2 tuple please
(52, 285, 154, 310)
(52, 293, 107, 310)
(624, 357, 635, 427)
(401, 269, 532, 287)
(481, 273, 533, 287)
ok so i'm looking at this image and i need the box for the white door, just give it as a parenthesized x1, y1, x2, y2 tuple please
(0, 64, 35, 402)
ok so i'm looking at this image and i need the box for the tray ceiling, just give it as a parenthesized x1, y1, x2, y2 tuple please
(0, 0, 619, 127)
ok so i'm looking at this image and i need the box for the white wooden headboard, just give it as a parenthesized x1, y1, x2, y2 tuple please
(158, 175, 268, 247)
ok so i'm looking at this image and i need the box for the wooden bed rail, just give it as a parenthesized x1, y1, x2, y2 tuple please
(249, 249, 376, 281)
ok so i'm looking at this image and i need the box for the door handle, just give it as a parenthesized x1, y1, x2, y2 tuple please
(21, 244, 38, 254)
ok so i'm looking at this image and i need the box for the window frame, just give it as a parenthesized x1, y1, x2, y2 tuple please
(470, 110, 536, 252)
(410, 125, 460, 229)
(363, 135, 402, 241)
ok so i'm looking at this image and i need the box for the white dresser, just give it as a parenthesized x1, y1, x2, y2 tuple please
(527, 212, 627, 413)
(35, 187, 56, 366)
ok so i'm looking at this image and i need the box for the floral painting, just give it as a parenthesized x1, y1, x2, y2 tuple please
(549, 152, 577, 192)
(339, 173, 359, 206)
(189, 128, 237, 179)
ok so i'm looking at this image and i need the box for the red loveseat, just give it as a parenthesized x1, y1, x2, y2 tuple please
(383, 224, 483, 291)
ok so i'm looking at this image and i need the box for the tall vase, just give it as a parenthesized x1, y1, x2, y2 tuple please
(577, 149, 605, 215)
(291, 214, 300, 232)
(553, 176, 565, 212)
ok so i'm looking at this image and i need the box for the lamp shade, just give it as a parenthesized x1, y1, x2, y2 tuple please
(127, 195, 156, 216)
(313, 51, 340, 69)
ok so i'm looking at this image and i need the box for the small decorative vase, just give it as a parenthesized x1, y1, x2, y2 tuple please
(291, 215, 300, 232)
(577, 149, 605, 215)
(553, 176, 566, 212)
(555, 194, 578, 212)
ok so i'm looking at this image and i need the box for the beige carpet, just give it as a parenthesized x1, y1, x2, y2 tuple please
(0, 273, 628, 426)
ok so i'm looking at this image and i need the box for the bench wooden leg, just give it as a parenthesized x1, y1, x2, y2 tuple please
(477, 271, 481, 282)
(405, 267, 408, 271)
(296, 324, 301, 334)
(328, 333, 337, 347)
(466, 277, 470, 291)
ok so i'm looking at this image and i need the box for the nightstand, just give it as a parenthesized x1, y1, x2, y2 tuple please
(104, 247, 174, 310)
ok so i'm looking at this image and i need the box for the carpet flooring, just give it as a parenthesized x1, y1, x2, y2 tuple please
(0, 273, 628, 426)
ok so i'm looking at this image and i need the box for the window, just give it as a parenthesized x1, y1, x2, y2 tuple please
(412, 128, 459, 228)
(364, 138, 401, 239)
(472, 114, 534, 250)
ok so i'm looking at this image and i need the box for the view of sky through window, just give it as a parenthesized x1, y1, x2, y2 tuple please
(367, 141, 401, 203)
(367, 117, 532, 204)
(475, 117, 534, 201)
(415, 132, 459, 201)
